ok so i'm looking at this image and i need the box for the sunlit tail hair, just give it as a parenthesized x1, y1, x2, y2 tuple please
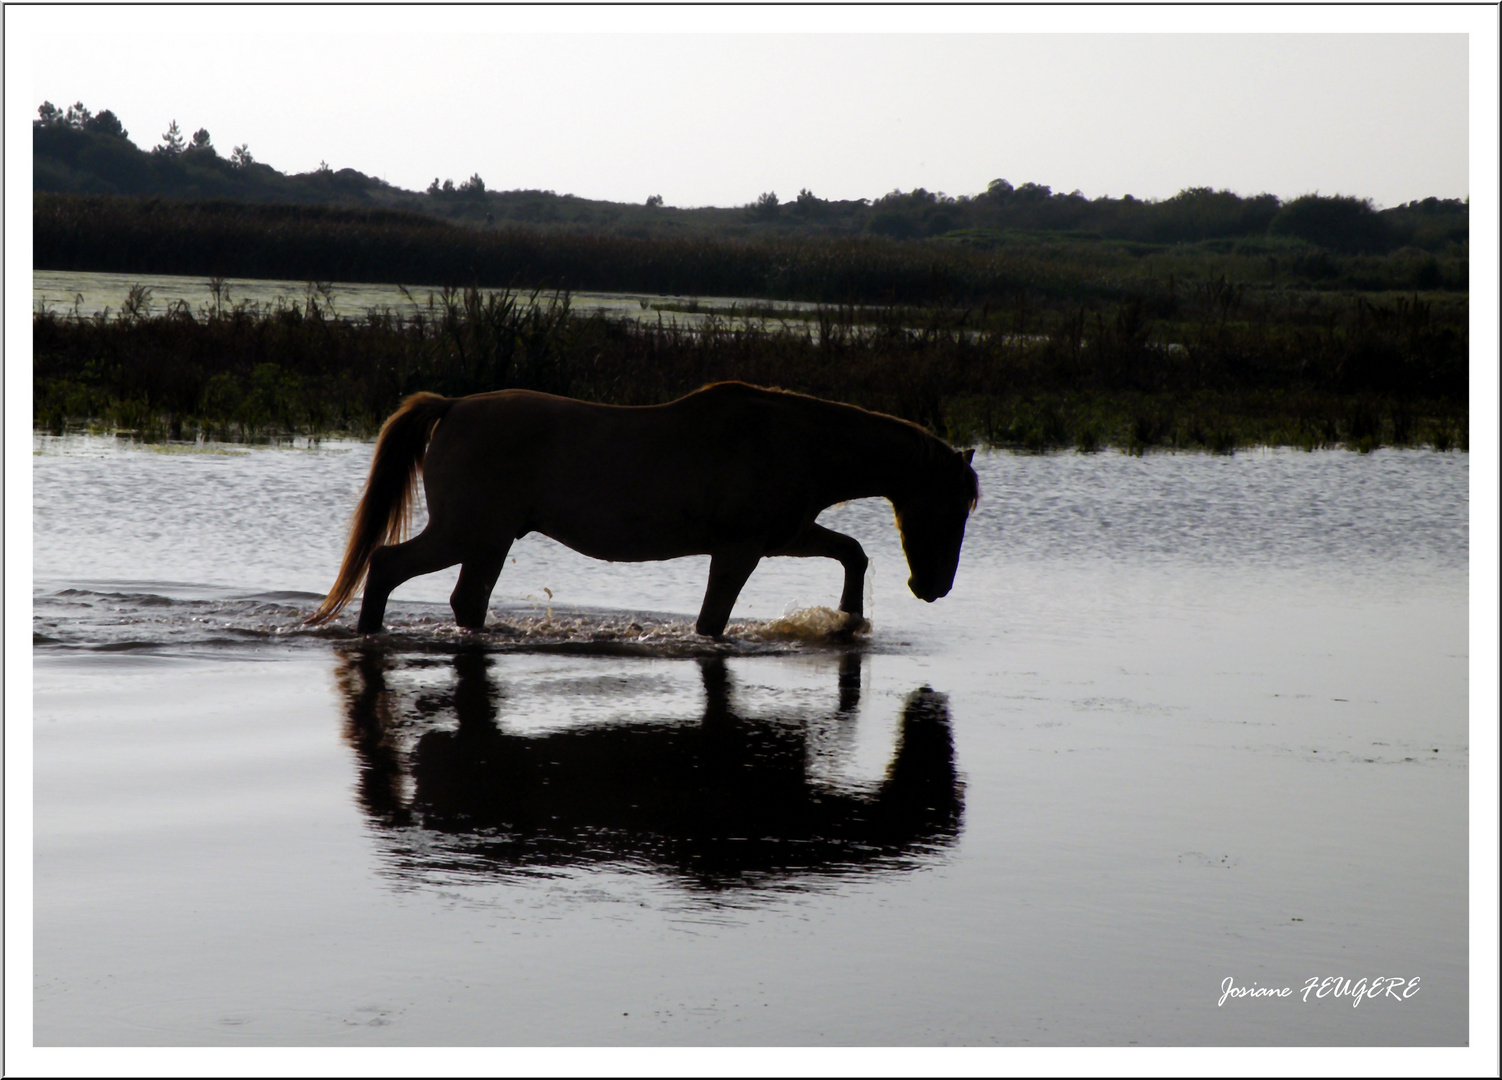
(306, 392, 454, 625)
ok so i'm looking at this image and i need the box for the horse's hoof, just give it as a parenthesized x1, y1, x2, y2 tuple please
(837, 614, 870, 636)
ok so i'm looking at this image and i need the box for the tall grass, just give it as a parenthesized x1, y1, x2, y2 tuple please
(34, 284, 1467, 453)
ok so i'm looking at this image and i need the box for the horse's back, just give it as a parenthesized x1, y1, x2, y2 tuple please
(422, 386, 821, 560)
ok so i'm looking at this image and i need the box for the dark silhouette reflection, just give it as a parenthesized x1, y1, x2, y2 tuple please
(335, 647, 964, 890)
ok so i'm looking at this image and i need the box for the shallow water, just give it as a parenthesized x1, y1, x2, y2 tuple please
(32, 437, 1468, 1045)
(32, 269, 815, 330)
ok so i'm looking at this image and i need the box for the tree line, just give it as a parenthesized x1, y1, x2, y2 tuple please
(34, 100, 1467, 255)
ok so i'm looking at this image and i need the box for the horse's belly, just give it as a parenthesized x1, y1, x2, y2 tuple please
(536, 516, 710, 564)
(526, 458, 810, 564)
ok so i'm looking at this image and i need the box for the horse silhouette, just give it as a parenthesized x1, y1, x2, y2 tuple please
(337, 648, 965, 889)
(310, 383, 979, 636)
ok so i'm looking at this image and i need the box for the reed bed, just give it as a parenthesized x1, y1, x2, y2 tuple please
(33, 284, 1467, 453)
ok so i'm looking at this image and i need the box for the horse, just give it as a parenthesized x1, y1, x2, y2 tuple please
(307, 381, 979, 636)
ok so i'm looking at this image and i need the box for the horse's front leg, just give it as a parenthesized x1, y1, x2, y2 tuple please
(696, 547, 762, 637)
(768, 524, 869, 623)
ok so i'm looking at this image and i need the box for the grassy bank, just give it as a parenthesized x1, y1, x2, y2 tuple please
(34, 286, 1467, 453)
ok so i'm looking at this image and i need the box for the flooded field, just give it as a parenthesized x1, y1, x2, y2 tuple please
(30, 437, 1469, 1046)
(32, 269, 815, 329)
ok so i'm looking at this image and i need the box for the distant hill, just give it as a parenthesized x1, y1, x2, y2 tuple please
(34, 99, 1468, 256)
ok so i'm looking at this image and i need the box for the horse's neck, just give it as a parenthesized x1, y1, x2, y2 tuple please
(815, 413, 930, 506)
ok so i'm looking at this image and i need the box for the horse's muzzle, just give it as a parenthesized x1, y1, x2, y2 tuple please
(908, 577, 950, 603)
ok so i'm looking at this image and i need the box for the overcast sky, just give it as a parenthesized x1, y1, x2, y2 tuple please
(8, 6, 1483, 210)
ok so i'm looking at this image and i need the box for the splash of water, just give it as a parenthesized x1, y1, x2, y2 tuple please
(750, 604, 870, 643)
(34, 587, 872, 659)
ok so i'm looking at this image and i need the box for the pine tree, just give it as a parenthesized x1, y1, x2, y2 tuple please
(157, 120, 185, 156)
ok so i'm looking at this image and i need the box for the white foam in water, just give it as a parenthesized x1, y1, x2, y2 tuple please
(31, 584, 877, 659)
(751, 604, 870, 642)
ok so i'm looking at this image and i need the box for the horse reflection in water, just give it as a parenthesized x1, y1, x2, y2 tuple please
(336, 649, 964, 889)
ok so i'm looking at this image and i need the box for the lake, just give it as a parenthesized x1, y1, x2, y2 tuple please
(31, 436, 1469, 1047)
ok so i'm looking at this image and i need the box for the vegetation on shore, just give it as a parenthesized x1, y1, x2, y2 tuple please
(35, 193, 1469, 310)
(34, 285, 1467, 454)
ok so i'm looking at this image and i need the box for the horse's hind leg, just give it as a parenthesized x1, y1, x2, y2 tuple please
(358, 529, 459, 633)
(449, 543, 512, 629)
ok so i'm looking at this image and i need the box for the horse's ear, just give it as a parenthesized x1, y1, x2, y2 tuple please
(963, 448, 975, 464)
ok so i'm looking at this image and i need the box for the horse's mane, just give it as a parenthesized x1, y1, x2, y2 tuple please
(691, 382, 979, 509)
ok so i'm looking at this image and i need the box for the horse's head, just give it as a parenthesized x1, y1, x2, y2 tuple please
(894, 447, 979, 603)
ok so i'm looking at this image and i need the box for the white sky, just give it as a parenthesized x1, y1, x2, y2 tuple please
(7, 6, 1482, 209)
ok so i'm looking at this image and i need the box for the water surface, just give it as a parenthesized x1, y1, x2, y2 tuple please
(33, 438, 1469, 1045)
(32, 269, 815, 330)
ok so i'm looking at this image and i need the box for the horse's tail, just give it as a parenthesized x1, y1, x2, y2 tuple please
(306, 392, 455, 625)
